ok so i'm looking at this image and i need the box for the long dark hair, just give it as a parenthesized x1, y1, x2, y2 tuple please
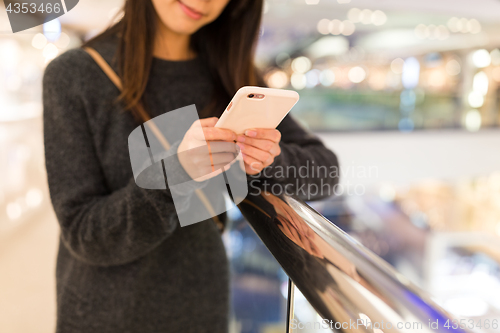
(84, 0, 265, 119)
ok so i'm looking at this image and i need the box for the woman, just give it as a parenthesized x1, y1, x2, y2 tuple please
(43, 0, 339, 331)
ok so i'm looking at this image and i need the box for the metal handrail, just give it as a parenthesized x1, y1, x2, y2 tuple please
(238, 193, 468, 333)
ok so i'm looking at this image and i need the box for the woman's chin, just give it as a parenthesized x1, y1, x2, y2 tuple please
(164, 21, 202, 36)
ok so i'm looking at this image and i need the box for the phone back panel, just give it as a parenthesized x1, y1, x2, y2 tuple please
(215, 86, 299, 134)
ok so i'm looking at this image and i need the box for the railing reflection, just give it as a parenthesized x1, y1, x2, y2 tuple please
(238, 192, 469, 333)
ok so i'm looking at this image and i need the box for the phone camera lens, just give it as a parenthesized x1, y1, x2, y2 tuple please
(248, 94, 255, 98)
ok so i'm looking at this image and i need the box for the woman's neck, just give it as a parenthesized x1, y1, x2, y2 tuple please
(153, 23, 196, 61)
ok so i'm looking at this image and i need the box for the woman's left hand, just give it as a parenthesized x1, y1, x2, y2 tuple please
(236, 128, 281, 175)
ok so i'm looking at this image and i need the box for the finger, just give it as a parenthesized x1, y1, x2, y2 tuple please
(207, 141, 238, 154)
(237, 143, 272, 163)
(194, 127, 237, 142)
(236, 136, 277, 154)
(199, 117, 219, 127)
(241, 154, 263, 171)
(244, 128, 281, 143)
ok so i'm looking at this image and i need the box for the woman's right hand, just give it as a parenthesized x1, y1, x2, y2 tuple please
(177, 117, 239, 182)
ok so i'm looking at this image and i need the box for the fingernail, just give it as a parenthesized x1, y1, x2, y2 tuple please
(237, 143, 245, 151)
(237, 136, 245, 142)
(245, 130, 257, 137)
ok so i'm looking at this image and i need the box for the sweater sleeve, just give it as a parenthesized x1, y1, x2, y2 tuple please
(249, 115, 340, 201)
(43, 51, 198, 267)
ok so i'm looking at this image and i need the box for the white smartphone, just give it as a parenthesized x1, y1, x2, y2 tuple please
(215, 86, 299, 134)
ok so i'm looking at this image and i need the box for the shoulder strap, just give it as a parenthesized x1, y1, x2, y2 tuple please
(83, 47, 223, 231)
(84, 47, 123, 89)
(83, 47, 171, 150)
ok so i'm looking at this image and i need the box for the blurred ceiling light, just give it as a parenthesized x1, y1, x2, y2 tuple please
(490, 49, 500, 66)
(436, 25, 449, 40)
(467, 19, 481, 34)
(291, 56, 311, 73)
(32, 33, 47, 49)
(427, 25, 437, 40)
(337, 0, 351, 3)
(267, 70, 288, 89)
(26, 188, 43, 208)
(43, 43, 59, 61)
(371, 10, 387, 26)
(468, 91, 484, 108)
(402, 57, 420, 89)
(360, 9, 372, 24)
(330, 19, 343, 35)
(464, 110, 482, 132)
(305, 0, 319, 4)
(305, 69, 320, 88)
(447, 17, 459, 32)
(472, 49, 491, 68)
(445, 59, 461, 76)
(341, 20, 355, 36)
(291, 73, 307, 90)
(414, 24, 428, 39)
(306, 36, 349, 58)
(55, 32, 71, 49)
(391, 58, 405, 74)
(348, 66, 366, 83)
(492, 67, 500, 82)
(43, 18, 61, 42)
(473, 71, 489, 96)
(458, 17, 469, 33)
(319, 69, 335, 86)
(347, 8, 361, 23)
(317, 19, 331, 34)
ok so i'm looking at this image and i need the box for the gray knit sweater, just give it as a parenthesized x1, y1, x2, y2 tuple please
(43, 37, 338, 333)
